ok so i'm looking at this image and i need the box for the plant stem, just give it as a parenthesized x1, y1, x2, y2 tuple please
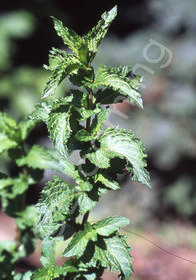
(22, 167, 27, 210)
(86, 89, 93, 130)
(81, 89, 93, 227)
(81, 211, 89, 227)
(15, 166, 27, 250)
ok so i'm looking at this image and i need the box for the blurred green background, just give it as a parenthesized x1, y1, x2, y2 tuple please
(0, 0, 196, 279)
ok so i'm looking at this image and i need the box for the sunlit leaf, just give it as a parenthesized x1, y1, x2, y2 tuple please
(84, 6, 117, 63)
(37, 177, 96, 238)
(91, 65, 143, 108)
(87, 128, 151, 187)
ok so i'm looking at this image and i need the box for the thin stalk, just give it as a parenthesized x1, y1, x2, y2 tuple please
(81, 211, 89, 227)
(81, 89, 93, 226)
(21, 167, 27, 211)
(15, 142, 28, 250)
(15, 166, 28, 250)
(86, 89, 93, 131)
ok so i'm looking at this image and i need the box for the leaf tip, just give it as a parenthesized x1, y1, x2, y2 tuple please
(108, 5, 118, 19)
(140, 100, 144, 109)
(113, 5, 118, 13)
(50, 16, 58, 23)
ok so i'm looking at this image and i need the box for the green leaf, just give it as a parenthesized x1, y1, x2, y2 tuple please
(47, 99, 72, 155)
(0, 133, 18, 154)
(14, 271, 33, 280)
(76, 180, 94, 192)
(37, 177, 96, 238)
(30, 96, 73, 123)
(88, 234, 133, 280)
(81, 274, 97, 280)
(105, 65, 143, 93)
(18, 118, 36, 141)
(74, 104, 101, 122)
(52, 17, 88, 64)
(32, 94, 100, 149)
(75, 108, 109, 142)
(77, 193, 97, 215)
(72, 104, 101, 126)
(0, 240, 16, 279)
(51, 6, 117, 66)
(0, 175, 30, 218)
(30, 96, 91, 154)
(30, 100, 54, 123)
(94, 173, 120, 190)
(58, 153, 80, 179)
(30, 239, 65, 279)
(12, 180, 29, 196)
(23, 272, 33, 280)
(74, 129, 91, 142)
(42, 48, 90, 98)
(40, 239, 55, 267)
(69, 68, 95, 87)
(84, 6, 117, 63)
(90, 108, 109, 138)
(61, 258, 104, 279)
(92, 65, 143, 108)
(64, 217, 129, 258)
(40, 98, 102, 153)
(16, 145, 63, 172)
(30, 266, 62, 280)
(94, 216, 129, 236)
(0, 176, 29, 197)
(0, 112, 20, 141)
(16, 144, 78, 179)
(86, 128, 151, 187)
(70, 89, 88, 108)
(30, 267, 52, 280)
(61, 258, 81, 274)
(63, 223, 96, 258)
(16, 206, 38, 230)
(0, 240, 16, 254)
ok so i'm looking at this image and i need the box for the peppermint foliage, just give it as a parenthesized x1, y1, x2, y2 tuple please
(0, 112, 65, 279)
(90, 65, 143, 108)
(29, 5, 150, 279)
(30, 239, 64, 280)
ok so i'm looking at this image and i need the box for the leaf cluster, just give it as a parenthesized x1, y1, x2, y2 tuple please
(1, 5, 150, 280)
(0, 112, 74, 279)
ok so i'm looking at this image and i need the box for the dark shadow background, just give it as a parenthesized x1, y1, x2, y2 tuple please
(0, 0, 152, 67)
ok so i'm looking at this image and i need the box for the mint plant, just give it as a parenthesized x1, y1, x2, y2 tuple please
(0, 113, 69, 279)
(0, 114, 39, 280)
(29, 5, 150, 279)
